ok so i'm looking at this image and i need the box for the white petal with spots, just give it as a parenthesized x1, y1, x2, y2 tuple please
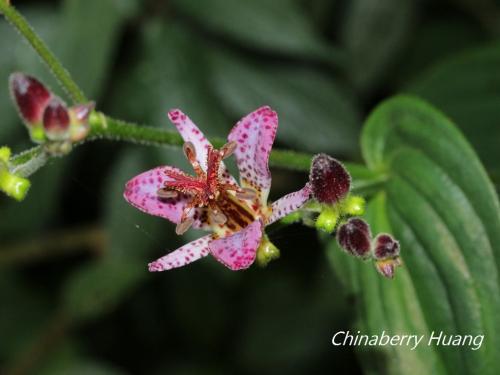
(228, 106, 277, 206)
(267, 183, 312, 225)
(168, 109, 236, 184)
(148, 235, 211, 271)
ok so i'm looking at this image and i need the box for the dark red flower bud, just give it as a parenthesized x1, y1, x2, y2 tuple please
(43, 98, 70, 141)
(310, 153, 351, 204)
(373, 233, 400, 260)
(336, 218, 372, 258)
(9, 73, 51, 127)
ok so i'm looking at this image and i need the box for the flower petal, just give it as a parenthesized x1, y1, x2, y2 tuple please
(148, 235, 211, 271)
(266, 183, 312, 225)
(167, 109, 236, 184)
(209, 220, 263, 270)
(167, 109, 211, 169)
(123, 166, 209, 229)
(228, 106, 277, 205)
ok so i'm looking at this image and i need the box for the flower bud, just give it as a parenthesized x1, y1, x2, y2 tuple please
(9, 73, 52, 142)
(280, 211, 302, 224)
(336, 218, 372, 258)
(256, 236, 280, 267)
(68, 102, 94, 142)
(375, 257, 402, 279)
(372, 233, 400, 260)
(342, 195, 365, 216)
(43, 97, 70, 141)
(0, 172, 31, 201)
(0, 146, 11, 163)
(310, 153, 351, 204)
(315, 206, 340, 233)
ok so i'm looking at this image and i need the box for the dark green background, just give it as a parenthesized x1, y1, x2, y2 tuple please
(1, 0, 499, 374)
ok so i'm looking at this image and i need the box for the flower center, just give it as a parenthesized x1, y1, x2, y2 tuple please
(157, 141, 257, 235)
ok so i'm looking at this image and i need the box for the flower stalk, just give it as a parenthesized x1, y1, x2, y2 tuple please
(0, 1, 87, 103)
(1, 2, 386, 192)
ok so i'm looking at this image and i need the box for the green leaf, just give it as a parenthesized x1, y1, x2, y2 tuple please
(341, 0, 415, 92)
(329, 96, 500, 375)
(58, 0, 138, 98)
(393, 18, 483, 86)
(209, 51, 361, 156)
(171, 0, 341, 62)
(404, 43, 500, 182)
(108, 21, 228, 137)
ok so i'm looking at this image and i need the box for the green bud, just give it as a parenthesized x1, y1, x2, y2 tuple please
(342, 195, 365, 216)
(0, 146, 11, 163)
(256, 237, 280, 267)
(29, 126, 47, 143)
(280, 211, 302, 224)
(315, 206, 340, 234)
(0, 169, 31, 201)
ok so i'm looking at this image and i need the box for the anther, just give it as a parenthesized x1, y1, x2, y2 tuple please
(175, 217, 194, 235)
(157, 188, 178, 199)
(210, 210, 227, 225)
(221, 141, 237, 159)
(236, 187, 257, 200)
(183, 141, 196, 162)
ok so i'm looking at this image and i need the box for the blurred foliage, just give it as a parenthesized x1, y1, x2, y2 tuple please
(1, 0, 500, 374)
(329, 97, 500, 374)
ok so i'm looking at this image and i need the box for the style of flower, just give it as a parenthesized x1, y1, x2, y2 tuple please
(123, 106, 311, 271)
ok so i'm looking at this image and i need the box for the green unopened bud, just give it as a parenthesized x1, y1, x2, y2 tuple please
(280, 211, 302, 225)
(342, 195, 365, 216)
(0, 146, 11, 163)
(315, 206, 340, 233)
(30, 126, 47, 143)
(0, 169, 31, 201)
(256, 237, 280, 267)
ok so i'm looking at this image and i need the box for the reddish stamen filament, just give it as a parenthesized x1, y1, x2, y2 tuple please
(158, 142, 256, 232)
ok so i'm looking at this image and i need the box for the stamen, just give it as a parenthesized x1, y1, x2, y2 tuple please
(175, 217, 194, 235)
(236, 187, 257, 200)
(157, 188, 178, 199)
(210, 210, 227, 225)
(221, 141, 237, 159)
(183, 141, 196, 162)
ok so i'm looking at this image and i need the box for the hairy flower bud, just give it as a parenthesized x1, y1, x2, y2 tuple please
(43, 97, 70, 141)
(375, 257, 402, 279)
(68, 102, 94, 141)
(315, 206, 340, 233)
(342, 195, 365, 216)
(372, 233, 400, 260)
(9, 73, 51, 142)
(336, 218, 372, 258)
(310, 153, 351, 204)
(0, 146, 30, 201)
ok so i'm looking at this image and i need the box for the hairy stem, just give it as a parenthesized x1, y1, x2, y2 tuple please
(1, 2, 384, 196)
(10, 113, 317, 177)
(0, 1, 87, 103)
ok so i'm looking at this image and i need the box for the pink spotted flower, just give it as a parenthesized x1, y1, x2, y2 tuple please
(124, 106, 311, 271)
